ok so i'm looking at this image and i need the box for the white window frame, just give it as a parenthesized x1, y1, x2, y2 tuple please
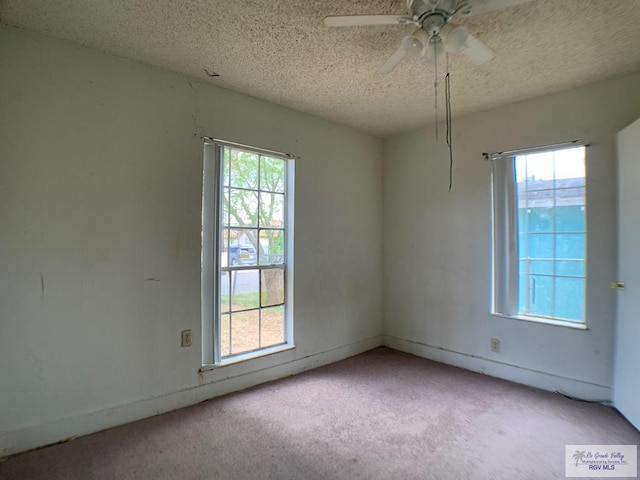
(201, 139, 295, 366)
(491, 141, 587, 329)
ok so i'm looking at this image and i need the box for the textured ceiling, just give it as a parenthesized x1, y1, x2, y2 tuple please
(2, 0, 640, 137)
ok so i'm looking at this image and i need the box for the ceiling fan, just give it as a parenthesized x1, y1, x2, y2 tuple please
(324, 0, 532, 74)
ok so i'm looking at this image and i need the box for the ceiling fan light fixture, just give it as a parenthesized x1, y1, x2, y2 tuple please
(401, 35, 426, 58)
(425, 39, 446, 65)
(441, 24, 469, 53)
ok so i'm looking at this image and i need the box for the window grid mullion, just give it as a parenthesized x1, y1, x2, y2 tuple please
(524, 156, 531, 314)
(283, 161, 288, 343)
(520, 185, 585, 194)
(219, 150, 226, 359)
(521, 272, 585, 280)
(227, 148, 232, 357)
(257, 154, 263, 349)
(551, 150, 557, 318)
(520, 230, 586, 235)
(228, 184, 286, 195)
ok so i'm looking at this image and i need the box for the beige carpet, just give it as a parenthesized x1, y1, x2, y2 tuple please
(1, 347, 638, 479)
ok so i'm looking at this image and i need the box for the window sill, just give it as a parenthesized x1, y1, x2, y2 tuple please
(490, 313, 588, 330)
(200, 344, 295, 372)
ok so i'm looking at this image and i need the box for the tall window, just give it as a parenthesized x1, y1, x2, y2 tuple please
(492, 144, 586, 325)
(202, 140, 294, 364)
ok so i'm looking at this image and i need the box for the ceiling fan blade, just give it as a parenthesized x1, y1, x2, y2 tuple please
(461, 0, 534, 16)
(323, 15, 415, 27)
(461, 33, 495, 65)
(376, 48, 407, 75)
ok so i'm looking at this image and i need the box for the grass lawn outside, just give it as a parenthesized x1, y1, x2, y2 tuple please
(220, 292, 285, 357)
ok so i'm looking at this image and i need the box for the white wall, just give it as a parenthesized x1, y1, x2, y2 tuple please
(382, 72, 640, 399)
(0, 25, 383, 455)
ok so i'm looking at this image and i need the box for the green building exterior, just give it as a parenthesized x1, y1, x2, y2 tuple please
(516, 177, 586, 321)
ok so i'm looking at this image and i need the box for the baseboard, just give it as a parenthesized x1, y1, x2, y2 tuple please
(1, 335, 382, 457)
(383, 334, 612, 401)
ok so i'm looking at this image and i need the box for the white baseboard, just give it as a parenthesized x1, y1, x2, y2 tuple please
(1, 335, 382, 457)
(383, 334, 612, 401)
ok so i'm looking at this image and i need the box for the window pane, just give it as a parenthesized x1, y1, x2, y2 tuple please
(260, 192, 285, 228)
(518, 273, 528, 313)
(222, 188, 230, 226)
(514, 156, 528, 183)
(228, 188, 258, 227)
(516, 152, 554, 189)
(525, 233, 554, 258)
(556, 260, 585, 276)
(260, 156, 285, 193)
(223, 148, 230, 187)
(556, 233, 585, 259)
(525, 274, 554, 317)
(517, 232, 529, 259)
(553, 147, 585, 183)
(524, 207, 554, 232)
(529, 259, 553, 275)
(554, 277, 585, 321)
(555, 204, 585, 232)
(230, 310, 259, 355)
(220, 271, 230, 313)
(228, 229, 257, 266)
(229, 149, 259, 189)
(221, 228, 230, 267)
(261, 268, 284, 307)
(261, 306, 284, 348)
(517, 208, 527, 232)
(555, 187, 585, 208)
(221, 313, 231, 357)
(259, 229, 284, 265)
(230, 270, 259, 311)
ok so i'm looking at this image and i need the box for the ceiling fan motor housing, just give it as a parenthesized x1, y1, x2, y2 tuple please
(421, 13, 446, 36)
(408, 0, 458, 36)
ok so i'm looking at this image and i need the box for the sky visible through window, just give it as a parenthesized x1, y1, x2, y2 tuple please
(515, 146, 585, 182)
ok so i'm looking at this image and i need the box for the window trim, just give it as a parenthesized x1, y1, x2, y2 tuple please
(490, 141, 587, 327)
(202, 139, 295, 366)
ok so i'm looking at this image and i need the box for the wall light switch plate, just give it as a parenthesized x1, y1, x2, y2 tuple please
(181, 329, 192, 347)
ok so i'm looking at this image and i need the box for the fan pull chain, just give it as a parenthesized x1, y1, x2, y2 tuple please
(445, 57, 452, 192)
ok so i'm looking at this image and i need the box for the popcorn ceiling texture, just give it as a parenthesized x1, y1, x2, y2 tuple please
(2, 0, 639, 137)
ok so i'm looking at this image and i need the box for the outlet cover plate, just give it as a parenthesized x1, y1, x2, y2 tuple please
(181, 329, 192, 347)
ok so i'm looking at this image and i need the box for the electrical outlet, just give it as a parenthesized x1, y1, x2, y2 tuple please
(181, 329, 192, 347)
(490, 338, 500, 353)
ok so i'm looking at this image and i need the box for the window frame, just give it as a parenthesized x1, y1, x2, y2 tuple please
(490, 142, 587, 329)
(202, 139, 295, 366)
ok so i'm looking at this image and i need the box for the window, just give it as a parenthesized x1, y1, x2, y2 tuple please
(492, 144, 586, 325)
(202, 140, 294, 364)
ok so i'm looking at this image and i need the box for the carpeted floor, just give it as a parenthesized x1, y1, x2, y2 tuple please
(1, 347, 638, 479)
